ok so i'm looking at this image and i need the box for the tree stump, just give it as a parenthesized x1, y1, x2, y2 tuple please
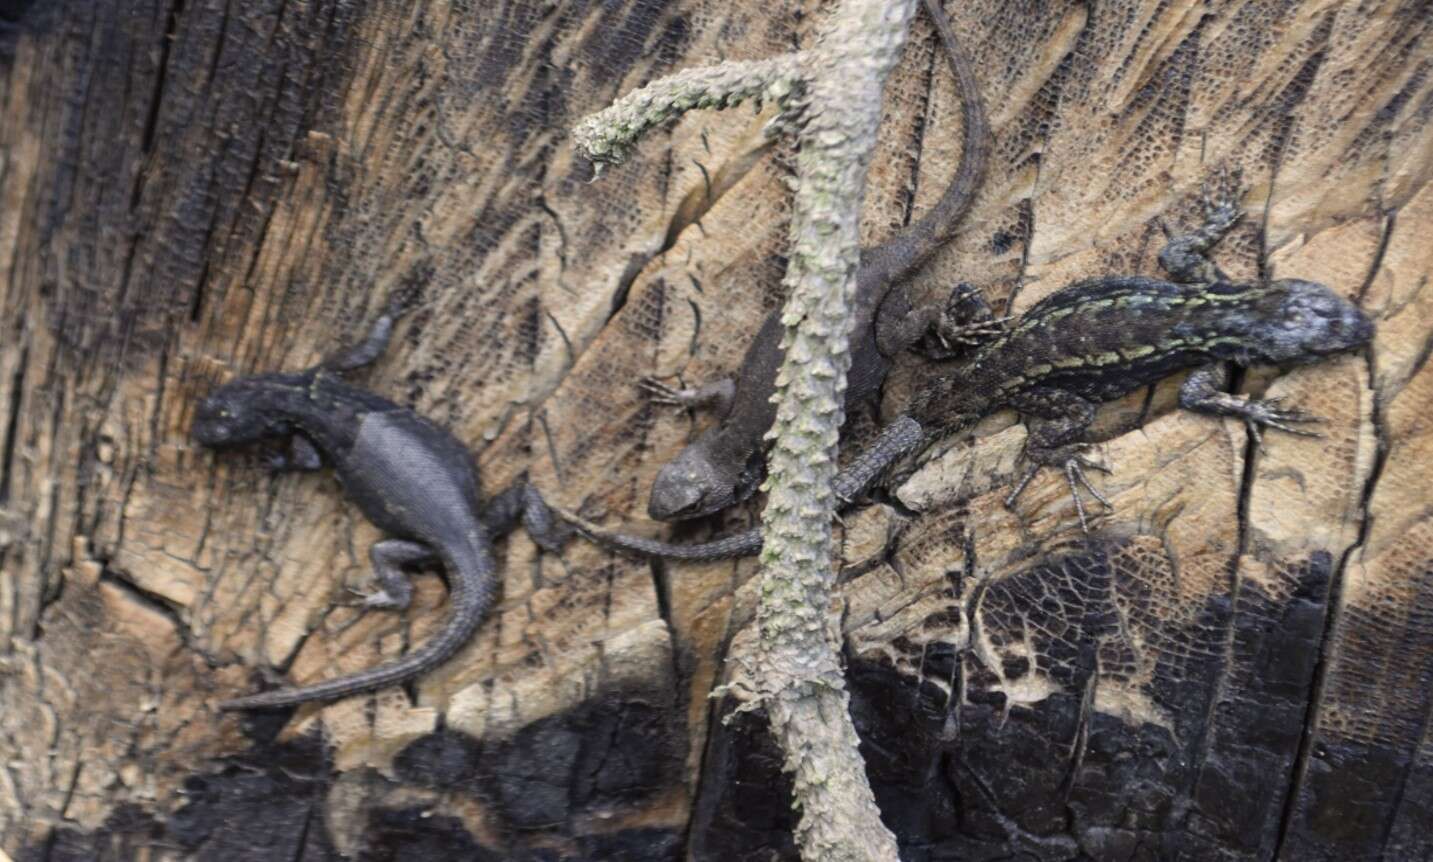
(1, 0, 1430, 859)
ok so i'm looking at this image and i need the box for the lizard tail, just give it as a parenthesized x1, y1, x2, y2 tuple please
(218, 539, 498, 711)
(571, 514, 763, 561)
(907, 0, 990, 257)
(568, 416, 926, 562)
(859, 0, 989, 292)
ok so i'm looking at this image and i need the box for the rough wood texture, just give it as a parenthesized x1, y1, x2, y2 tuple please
(1, 0, 1430, 859)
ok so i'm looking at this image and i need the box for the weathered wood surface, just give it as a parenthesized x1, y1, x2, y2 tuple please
(1, 0, 1431, 858)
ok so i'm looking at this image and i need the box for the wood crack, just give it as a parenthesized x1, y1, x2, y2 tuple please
(0, 343, 26, 504)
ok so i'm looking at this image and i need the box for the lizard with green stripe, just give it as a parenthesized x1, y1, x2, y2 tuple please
(570, 179, 1374, 555)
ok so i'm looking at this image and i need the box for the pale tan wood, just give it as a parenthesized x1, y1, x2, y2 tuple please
(1, 0, 1431, 857)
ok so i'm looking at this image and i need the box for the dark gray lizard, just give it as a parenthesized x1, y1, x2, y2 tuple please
(639, 0, 994, 522)
(193, 296, 564, 710)
(569, 179, 1374, 556)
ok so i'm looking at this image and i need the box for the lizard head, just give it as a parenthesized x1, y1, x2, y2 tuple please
(192, 378, 291, 448)
(1251, 280, 1374, 364)
(648, 442, 764, 522)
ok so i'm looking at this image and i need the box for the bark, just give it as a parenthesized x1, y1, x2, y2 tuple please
(2, 1, 1432, 860)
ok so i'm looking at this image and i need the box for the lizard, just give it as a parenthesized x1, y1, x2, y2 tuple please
(638, 0, 998, 523)
(192, 294, 566, 710)
(566, 177, 1375, 556)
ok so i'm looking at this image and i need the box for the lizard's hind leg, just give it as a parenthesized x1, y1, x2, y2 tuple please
(881, 282, 1007, 361)
(929, 283, 1008, 358)
(349, 539, 434, 610)
(1005, 445, 1112, 533)
(482, 480, 572, 553)
(1005, 390, 1111, 532)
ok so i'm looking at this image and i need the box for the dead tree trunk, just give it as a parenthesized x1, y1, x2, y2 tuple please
(2, 0, 1431, 859)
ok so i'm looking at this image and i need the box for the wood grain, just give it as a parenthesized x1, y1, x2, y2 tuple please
(2, 0, 1430, 858)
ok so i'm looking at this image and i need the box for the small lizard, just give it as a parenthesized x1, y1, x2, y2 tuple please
(569, 178, 1374, 555)
(905, 180, 1374, 529)
(639, 0, 996, 522)
(193, 296, 565, 710)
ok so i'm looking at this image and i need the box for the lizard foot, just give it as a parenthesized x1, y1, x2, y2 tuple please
(1005, 444, 1112, 532)
(1157, 166, 1245, 283)
(1197, 164, 1243, 231)
(1198, 166, 1243, 231)
(1236, 396, 1323, 446)
(916, 282, 1008, 360)
(933, 315, 1010, 353)
(639, 378, 691, 407)
(638, 376, 735, 413)
(342, 586, 409, 611)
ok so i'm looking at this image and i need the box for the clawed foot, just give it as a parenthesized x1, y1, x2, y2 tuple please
(1198, 166, 1243, 230)
(639, 377, 690, 407)
(1157, 167, 1247, 284)
(919, 283, 1009, 360)
(640, 376, 735, 414)
(342, 586, 406, 610)
(1238, 397, 1323, 446)
(933, 315, 1010, 353)
(1005, 444, 1113, 532)
(1156, 170, 1243, 238)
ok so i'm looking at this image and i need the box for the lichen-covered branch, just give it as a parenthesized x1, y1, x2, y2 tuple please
(751, 1, 917, 859)
(572, 53, 807, 167)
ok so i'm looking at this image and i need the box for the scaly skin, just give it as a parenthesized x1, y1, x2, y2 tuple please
(194, 298, 563, 710)
(904, 183, 1372, 528)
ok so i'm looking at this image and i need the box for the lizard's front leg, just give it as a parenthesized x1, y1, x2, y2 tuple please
(1179, 364, 1321, 446)
(1157, 171, 1243, 284)
(1005, 389, 1109, 531)
(350, 539, 434, 610)
(639, 376, 736, 415)
(878, 282, 1006, 360)
(266, 435, 323, 472)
